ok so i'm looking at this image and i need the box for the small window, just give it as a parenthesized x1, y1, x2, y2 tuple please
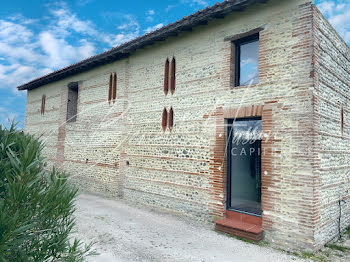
(108, 73, 117, 104)
(67, 83, 78, 122)
(170, 57, 176, 94)
(234, 34, 259, 87)
(112, 72, 117, 102)
(168, 107, 174, 132)
(162, 107, 168, 132)
(108, 73, 112, 104)
(41, 94, 46, 115)
(164, 58, 169, 95)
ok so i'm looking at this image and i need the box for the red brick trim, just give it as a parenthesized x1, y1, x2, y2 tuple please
(209, 103, 277, 232)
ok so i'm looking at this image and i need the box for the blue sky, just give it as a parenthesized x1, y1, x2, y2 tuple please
(0, 0, 349, 128)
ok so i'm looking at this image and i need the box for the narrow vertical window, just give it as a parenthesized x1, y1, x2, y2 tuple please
(162, 107, 168, 132)
(108, 73, 112, 104)
(234, 34, 259, 87)
(164, 58, 169, 95)
(168, 107, 174, 132)
(67, 83, 78, 122)
(41, 95, 46, 115)
(341, 106, 344, 136)
(170, 57, 176, 95)
(112, 72, 117, 102)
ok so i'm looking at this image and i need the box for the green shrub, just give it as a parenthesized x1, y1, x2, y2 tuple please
(0, 123, 93, 261)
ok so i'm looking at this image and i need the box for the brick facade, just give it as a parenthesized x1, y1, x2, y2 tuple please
(312, 6, 350, 247)
(22, 0, 350, 250)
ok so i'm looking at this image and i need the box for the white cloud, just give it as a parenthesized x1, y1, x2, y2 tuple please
(165, 5, 177, 12)
(39, 32, 94, 68)
(105, 15, 140, 46)
(316, 0, 350, 43)
(317, 1, 335, 16)
(146, 9, 155, 22)
(0, 106, 19, 127)
(0, 63, 51, 90)
(0, 20, 33, 43)
(191, 0, 208, 6)
(182, 0, 209, 7)
(147, 10, 155, 16)
(48, 6, 97, 37)
(0, 1, 143, 96)
(144, 23, 164, 33)
(0, 1, 143, 126)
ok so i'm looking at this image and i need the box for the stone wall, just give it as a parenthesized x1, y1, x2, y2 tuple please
(24, 0, 332, 250)
(312, 6, 350, 247)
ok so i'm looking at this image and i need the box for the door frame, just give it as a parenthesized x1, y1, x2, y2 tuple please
(226, 117, 262, 217)
(208, 103, 278, 225)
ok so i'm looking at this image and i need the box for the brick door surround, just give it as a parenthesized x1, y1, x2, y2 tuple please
(209, 103, 277, 231)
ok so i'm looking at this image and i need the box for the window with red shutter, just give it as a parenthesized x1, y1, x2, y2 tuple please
(112, 72, 117, 102)
(162, 107, 168, 132)
(170, 57, 176, 95)
(168, 107, 174, 132)
(41, 95, 46, 115)
(164, 58, 169, 95)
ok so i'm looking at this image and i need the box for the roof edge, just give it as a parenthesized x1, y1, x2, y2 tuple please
(17, 0, 268, 91)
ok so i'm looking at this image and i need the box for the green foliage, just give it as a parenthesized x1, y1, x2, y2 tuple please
(326, 244, 350, 252)
(301, 251, 315, 259)
(0, 123, 93, 261)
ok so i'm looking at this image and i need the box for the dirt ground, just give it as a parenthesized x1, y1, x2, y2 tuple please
(73, 193, 307, 262)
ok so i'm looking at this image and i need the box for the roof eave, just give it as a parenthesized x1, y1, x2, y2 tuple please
(17, 0, 268, 91)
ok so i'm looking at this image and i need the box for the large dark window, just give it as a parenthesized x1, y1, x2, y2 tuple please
(234, 34, 259, 87)
(227, 117, 262, 216)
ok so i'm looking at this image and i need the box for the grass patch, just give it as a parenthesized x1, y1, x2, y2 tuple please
(326, 244, 350, 252)
(301, 251, 314, 259)
(234, 236, 255, 244)
(298, 252, 327, 262)
(258, 241, 269, 247)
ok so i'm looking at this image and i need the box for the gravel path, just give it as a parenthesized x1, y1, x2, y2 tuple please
(74, 193, 304, 262)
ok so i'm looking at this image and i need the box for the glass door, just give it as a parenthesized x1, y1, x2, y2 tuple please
(227, 117, 262, 216)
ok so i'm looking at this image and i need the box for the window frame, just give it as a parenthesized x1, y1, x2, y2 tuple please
(41, 94, 46, 115)
(108, 73, 113, 104)
(162, 107, 168, 132)
(66, 83, 79, 123)
(112, 72, 117, 102)
(234, 33, 259, 87)
(170, 57, 176, 95)
(164, 58, 169, 96)
(226, 116, 262, 216)
(168, 107, 174, 132)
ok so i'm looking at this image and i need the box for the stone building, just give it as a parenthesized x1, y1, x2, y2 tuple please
(17, 0, 350, 250)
